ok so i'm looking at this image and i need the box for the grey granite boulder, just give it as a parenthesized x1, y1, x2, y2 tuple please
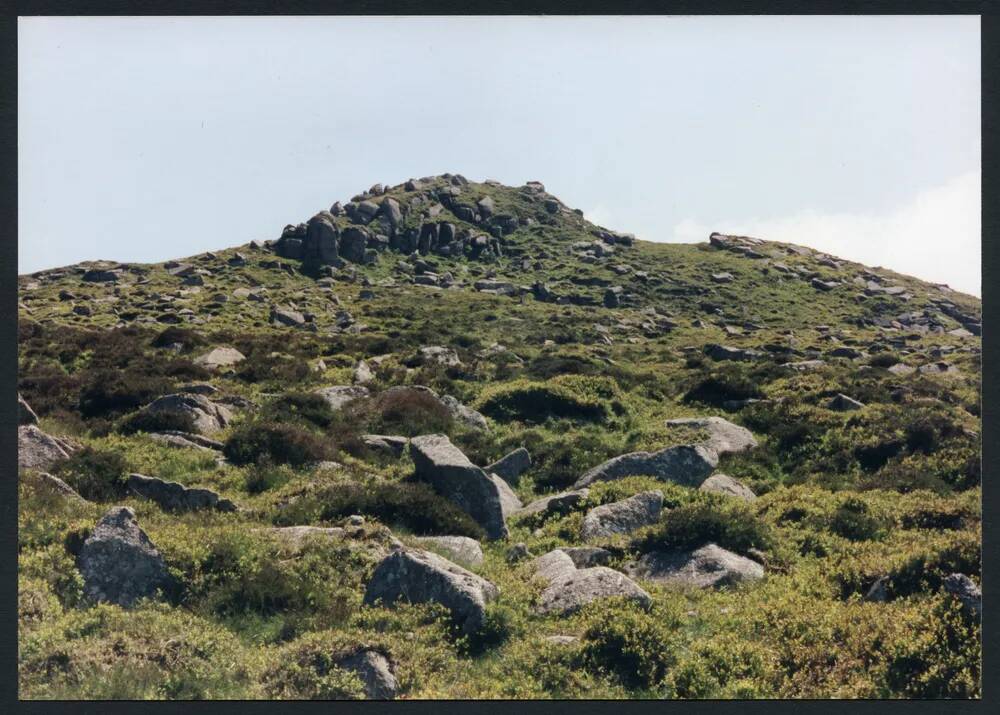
(363, 548, 499, 634)
(664, 416, 758, 456)
(705, 344, 763, 362)
(314, 385, 370, 411)
(573, 444, 718, 489)
(580, 490, 664, 541)
(127, 473, 237, 513)
(410, 434, 519, 539)
(514, 489, 590, 520)
(532, 549, 652, 616)
(361, 434, 410, 457)
(485, 447, 532, 484)
(141, 393, 234, 435)
(193, 346, 246, 370)
(412, 535, 484, 569)
(18, 425, 72, 470)
(336, 649, 399, 699)
(33, 472, 86, 502)
(559, 546, 613, 568)
(699, 473, 757, 501)
(625, 543, 764, 589)
(78, 506, 173, 607)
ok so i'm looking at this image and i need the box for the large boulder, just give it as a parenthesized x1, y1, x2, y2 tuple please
(532, 549, 652, 616)
(142, 393, 234, 435)
(18, 393, 38, 425)
(409, 434, 520, 539)
(304, 212, 340, 264)
(698, 473, 757, 501)
(363, 548, 499, 634)
(193, 346, 246, 371)
(18, 425, 72, 470)
(625, 543, 764, 589)
(33, 472, 86, 502)
(340, 227, 369, 263)
(573, 444, 718, 489)
(78, 506, 173, 607)
(127, 473, 237, 513)
(664, 416, 758, 456)
(314, 385, 370, 411)
(411, 535, 484, 569)
(485, 447, 531, 485)
(580, 490, 664, 541)
(335, 649, 399, 700)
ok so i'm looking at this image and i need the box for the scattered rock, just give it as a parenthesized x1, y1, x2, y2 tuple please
(361, 434, 410, 457)
(193, 346, 246, 371)
(18, 425, 71, 470)
(335, 649, 399, 700)
(559, 546, 613, 568)
(513, 489, 590, 520)
(33, 472, 86, 502)
(314, 385, 370, 410)
(625, 543, 764, 589)
(664, 416, 758, 456)
(141, 393, 234, 435)
(363, 548, 499, 634)
(942, 573, 981, 619)
(506, 542, 532, 563)
(270, 307, 306, 327)
(78, 506, 173, 608)
(828, 393, 866, 411)
(699, 473, 757, 501)
(573, 444, 718, 489)
(412, 536, 484, 569)
(533, 549, 652, 616)
(353, 360, 374, 385)
(580, 490, 664, 541)
(127, 473, 237, 513)
(417, 345, 462, 367)
(484, 447, 532, 485)
(705, 344, 763, 362)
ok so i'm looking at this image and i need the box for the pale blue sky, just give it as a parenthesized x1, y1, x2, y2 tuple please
(18, 16, 981, 294)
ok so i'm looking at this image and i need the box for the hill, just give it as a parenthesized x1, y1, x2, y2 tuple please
(17, 174, 981, 699)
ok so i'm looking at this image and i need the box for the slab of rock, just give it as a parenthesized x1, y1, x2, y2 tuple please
(485, 447, 531, 485)
(559, 546, 613, 568)
(699, 474, 757, 501)
(315, 385, 370, 410)
(580, 490, 664, 541)
(418, 346, 461, 367)
(514, 489, 590, 520)
(18, 425, 71, 470)
(887, 363, 916, 376)
(828, 393, 866, 411)
(18, 393, 38, 425)
(625, 543, 764, 589)
(127, 473, 237, 513)
(148, 431, 223, 452)
(412, 535, 484, 569)
(363, 548, 499, 634)
(33, 472, 86, 502)
(543, 635, 579, 645)
(193, 346, 246, 370)
(533, 549, 652, 616)
(410, 434, 519, 539)
(782, 359, 826, 371)
(142, 393, 233, 435)
(267, 525, 346, 548)
(361, 434, 409, 457)
(711, 272, 734, 283)
(573, 444, 718, 489)
(336, 649, 399, 700)
(271, 307, 306, 327)
(78, 506, 173, 607)
(664, 416, 758, 456)
(942, 573, 981, 619)
(705, 344, 763, 362)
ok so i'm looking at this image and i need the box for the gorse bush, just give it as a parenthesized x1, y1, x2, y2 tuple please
(223, 422, 331, 467)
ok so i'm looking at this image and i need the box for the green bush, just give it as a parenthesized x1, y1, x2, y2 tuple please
(261, 392, 336, 429)
(244, 462, 296, 494)
(117, 408, 196, 436)
(829, 496, 891, 541)
(223, 422, 331, 467)
(579, 600, 678, 688)
(78, 369, 173, 418)
(636, 499, 772, 555)
(52, 446, 130, 502)
(366, 389, 454, 437)
(476, 376, 621, 424)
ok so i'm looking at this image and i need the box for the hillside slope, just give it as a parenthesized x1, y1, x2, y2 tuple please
(17, 174, 981, 699)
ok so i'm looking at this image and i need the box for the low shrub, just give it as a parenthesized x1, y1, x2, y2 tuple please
(78, 369, 173, 418)
(244, 462, 296, 494)
(476, 375, 622, 424)
(261, 393, 336, 429)
(117, 408, 196, 436)
(635, 499, 772, 555)
(366, 389, 454, 437)
(223, 423, 331, 467)
(152, 327, 206, 351)
(52, 446, 130, 502)
(579, 600, 679, 688)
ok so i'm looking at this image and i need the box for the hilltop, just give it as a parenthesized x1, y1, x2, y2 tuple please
(17, 174, 981, 700)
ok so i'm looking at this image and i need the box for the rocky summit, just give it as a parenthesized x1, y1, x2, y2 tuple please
(17, 174, 981, 699)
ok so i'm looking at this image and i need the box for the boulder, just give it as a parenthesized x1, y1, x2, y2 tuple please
(664, 416, 758, 456)
(193, 346, 246, 371)
(314, 385, 370, 410)
(417, 345, 462, 367)
(78, 507, 173, 607)
(533, 549, 652, 616)
(506, 542, 532, 563)
(513, 489, 589, 520)
(18, 393, 38, 425)
(705, 344, 763, 361)
(361, 434, 410, 458)
(828, 393, 866, 411)
(127, 473, 237, 513)
(782, 359, 826, 371)
(412, 535, 484, 569)
(559, 546, 613, 568)
(271, 307, 306, 327)
(353, 360, 374, 385)
(625, 543, 764, 589)
(533, 549, 579, 584)
(942, 573, 981, 619)
(335, 650, 399, 700)
(440, 395, 489, 431)
(409, 434, 519, 539)
(141, 393, 234, 435)
(18, 425, 71, 470)
(580, 490, 664, 541)
(699, 473, 757, 501)
(147, 432, 222, 452)
(711, 272, 735, 283)
(33, 472, 86, 502)
(573, 444, 718, 489)
(340, 227, 369, 263)
(484, 447, 532, 485)
(363, 548, 499, 634)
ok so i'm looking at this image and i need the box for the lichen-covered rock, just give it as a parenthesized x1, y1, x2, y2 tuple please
(699, 473, 757, 501)
(485, 447, 532, 484)
(440, 394, 489, 431)
(335, 649, 399, 700)
(361, 434, 409, 457)
(409, 434, 518, 539)
(664, 416, 758, 456)
(18, 425, 72, 471)
(141, 393, 234, 435)
(533, 549, 652, 616)
(363, 548, 499, 634)
(78, 506, 173, 607)
(412, 535, 484, 569)
(574, 444, 718, 489)
(625, 543, 764, 589)
(193, 346, 246, 371)
(314, 385, 370, 411)
(580, 490, 664, 541)
(127, 473, 237, 513)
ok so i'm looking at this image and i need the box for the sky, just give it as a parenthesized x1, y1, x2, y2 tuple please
(18, 15, 981, 295)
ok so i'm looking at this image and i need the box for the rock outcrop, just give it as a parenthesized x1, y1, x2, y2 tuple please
(580, 490, 664, 541)
(699, 473, 757, 501)
(532, 549, 652, 616)
(411, 535, 484, 569)
(127, 473, 237, 513)
(625, 543, 764, 589)
(141, 393, 234, 435)
(573, 444, 718, 489)
(484, 447, 532, 485)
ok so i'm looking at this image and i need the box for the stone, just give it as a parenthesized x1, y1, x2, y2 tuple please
(603, 287, 622, 308)
(513, 489, 590, 520)
(829, 347, 863, 360)
(127, 473, 237, 513)
(33, 472, 86, 502)
(341, 227, 369, 263)
(664, 416, 758, 456)
(888, 363, 916, 376)
(193, 346, 246, 371)
(147, 432, 222, 452)
(704, 344, 763, 362)
(711, 272, 735, 283)
(484, 448, 532, 485)
(353, 360, 375, 385)
(361, 434, 409, 457)
(506, 542, 532, 563)
(559, 546, 613, 568)
(828, 393, 866, 411)
(440, 395, 489, 431)
(141, 393, 233, 435)
(271, 307, 306, 327)
(782, 359, 826, 371)
(543, 635, 579, 645)
(409, 434, 519, 539)
(476, 195, 496, 218)
(573, 444, 718, 489)
(335, 649, 399, 700)
(418, 345, 462, 367)
(811, 278, 840, 291)
(78, 507, 173, 607)
(18, 425, 71, 470)
(533, 550, 652, 616)
(580, 490, 664, 541)
(363, 548, 499, 634)
(625, 543, 764, 589)
(942, 573, 981, 619)
(314, 385, 370, 411)
(412, 535, 484, 569)
(699, 473, 757, 501)
(18, 393, 38, 425)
